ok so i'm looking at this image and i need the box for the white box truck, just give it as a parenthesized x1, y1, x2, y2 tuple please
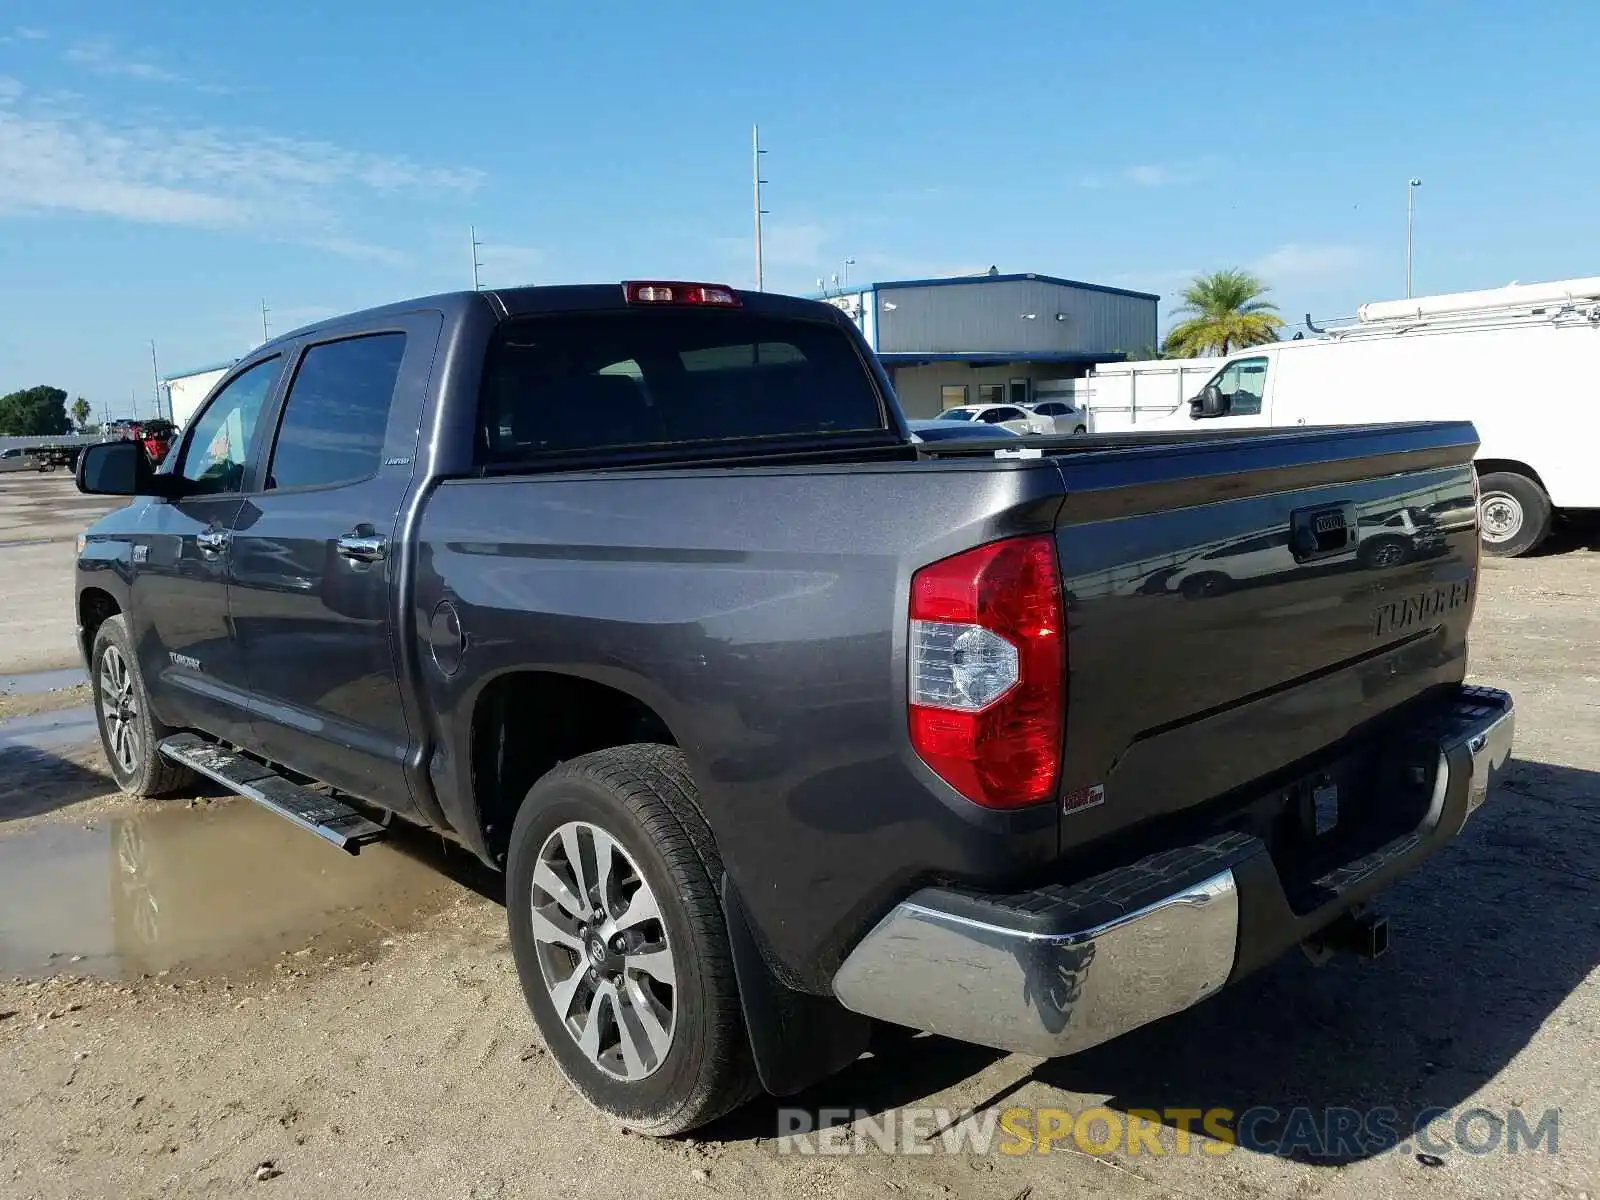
(162, 362, 236, 432)
(1138, 277, 1600, 556)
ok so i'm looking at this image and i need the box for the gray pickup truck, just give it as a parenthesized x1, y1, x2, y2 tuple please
(74, 281, 1513, 1133)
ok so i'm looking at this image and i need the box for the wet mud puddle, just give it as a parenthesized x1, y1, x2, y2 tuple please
(0, 667, 88, 697)
(0, 799, 470, 980)
(0, 666, 92, 732)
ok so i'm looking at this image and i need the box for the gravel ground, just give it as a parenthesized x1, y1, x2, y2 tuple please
(0, 502, 1595, 1200)
(0, 473, 125, 673)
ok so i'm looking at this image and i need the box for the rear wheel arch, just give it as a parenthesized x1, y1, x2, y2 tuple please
(1474, 458, 1547, 492)
(468, 669, 688, 866)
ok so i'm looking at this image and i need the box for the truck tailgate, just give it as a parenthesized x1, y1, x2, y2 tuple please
(1048, 422, 1480, 852)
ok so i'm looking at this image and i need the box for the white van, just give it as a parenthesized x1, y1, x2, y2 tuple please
(1143, 277, 1600, 556)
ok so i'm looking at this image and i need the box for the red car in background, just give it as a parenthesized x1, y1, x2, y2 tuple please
(122, 419, 176, 466)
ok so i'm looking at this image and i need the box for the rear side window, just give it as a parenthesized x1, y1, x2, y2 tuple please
(479, 310, 883, 461)
(267, 333, 406, 490)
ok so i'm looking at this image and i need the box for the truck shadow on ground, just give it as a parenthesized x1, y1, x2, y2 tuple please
(723, 757, 1599, 1165)
(1535, 514, 1600, 555)
(0, 745, 122, 823)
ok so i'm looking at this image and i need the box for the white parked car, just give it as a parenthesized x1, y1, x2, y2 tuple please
(905, 420, 1020, 444)
(934, 404, 1052, 435)
(1024, 399, 1091, 435)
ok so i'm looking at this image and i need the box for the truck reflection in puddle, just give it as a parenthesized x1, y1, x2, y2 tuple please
(0, 799, 467, 980)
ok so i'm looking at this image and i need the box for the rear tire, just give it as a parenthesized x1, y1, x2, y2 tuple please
(91, 616, 197, 797)
(1477, 471, 1552, 558)
(505, 744, 757, 1135)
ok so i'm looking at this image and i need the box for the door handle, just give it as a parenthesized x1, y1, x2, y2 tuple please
(335, 533, 388, 563)
(196, 529, 231, 556)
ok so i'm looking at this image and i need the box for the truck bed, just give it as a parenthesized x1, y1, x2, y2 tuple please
(416, 420, 1480, 991)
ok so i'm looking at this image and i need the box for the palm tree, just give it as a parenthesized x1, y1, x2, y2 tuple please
(1161, 269, 1283, 357)
(71, 396, 93, 430)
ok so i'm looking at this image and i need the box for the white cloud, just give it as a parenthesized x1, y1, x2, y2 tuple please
(478, 242, 545, 285)
(1251, 243, 1369, 286)
(1124, 164, 1175, 187)
(1081, 160, 1214, 190)
(304, 237, 411, 267)
(708, 218, 834, 286)
(1107, 267, 1202, 299)
(849, 252, 995, 283)
(761, 220, 831, 267)
(65, 39, 181, 84)
(0, 76, 22, 102)
(15, 27, 48, 41)
(0, 91, 483, 258)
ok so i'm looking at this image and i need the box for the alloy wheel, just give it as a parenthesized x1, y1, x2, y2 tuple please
(98, 645, 142, 776)
(528, 820, 677, 1081)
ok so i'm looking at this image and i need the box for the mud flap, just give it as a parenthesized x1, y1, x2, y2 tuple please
(720, 875, 872, 1096)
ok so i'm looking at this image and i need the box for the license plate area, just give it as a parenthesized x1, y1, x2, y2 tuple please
(1233, 736, 1442, 913)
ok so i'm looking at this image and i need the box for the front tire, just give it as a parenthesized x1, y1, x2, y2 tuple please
(1477, 471, 1552, 558)
(91, 616, 197, 797)
(505, 744, 757, 1135)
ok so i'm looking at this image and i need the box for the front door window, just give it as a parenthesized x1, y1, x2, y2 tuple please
(1209, 357, 1269, 416)
(174, 358, 280, 494)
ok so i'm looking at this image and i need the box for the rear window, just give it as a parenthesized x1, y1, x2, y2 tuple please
(479, 310, 884, 461)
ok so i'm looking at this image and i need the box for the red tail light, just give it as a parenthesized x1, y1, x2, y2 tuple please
(623, 281, 741, 307)
(908, 534, 1065, 809)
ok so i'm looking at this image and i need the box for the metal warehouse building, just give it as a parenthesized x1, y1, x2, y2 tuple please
(818, 271, 1158, 417)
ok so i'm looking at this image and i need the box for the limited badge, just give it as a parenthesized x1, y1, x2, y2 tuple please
(1063, 783, 1106, 815)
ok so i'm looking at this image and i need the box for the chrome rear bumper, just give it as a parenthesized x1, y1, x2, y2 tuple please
(833, 864, 1238, 1057)
(832, 686, 1514, 1058)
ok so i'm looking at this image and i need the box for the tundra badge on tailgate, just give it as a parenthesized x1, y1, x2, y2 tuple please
(1372, 580, 1471, 638)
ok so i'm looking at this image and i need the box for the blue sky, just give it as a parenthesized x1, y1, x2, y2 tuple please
(2, 1, 1597, 419)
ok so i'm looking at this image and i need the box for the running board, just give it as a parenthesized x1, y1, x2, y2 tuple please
(158, 733, 388, 855)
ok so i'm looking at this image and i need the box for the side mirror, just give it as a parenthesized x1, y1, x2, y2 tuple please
(1192, 384, 1231, 419)
(76, 440, 169, 497)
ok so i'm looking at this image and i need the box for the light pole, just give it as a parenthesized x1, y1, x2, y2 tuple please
(842, 257, 856, 290)
(1406, 178, 1422, 298)
(149, 340, 162, 420)
(752, 125, 769, 291)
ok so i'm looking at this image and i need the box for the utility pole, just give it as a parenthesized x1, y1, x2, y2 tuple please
(843, 257, 856, 290)
(261, 299, 271, 343)
(752, 125, 768, 291)
(470, 225, 484, 290)
(149, 340, 162, 420)
(1406, 178, 1422, 298)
